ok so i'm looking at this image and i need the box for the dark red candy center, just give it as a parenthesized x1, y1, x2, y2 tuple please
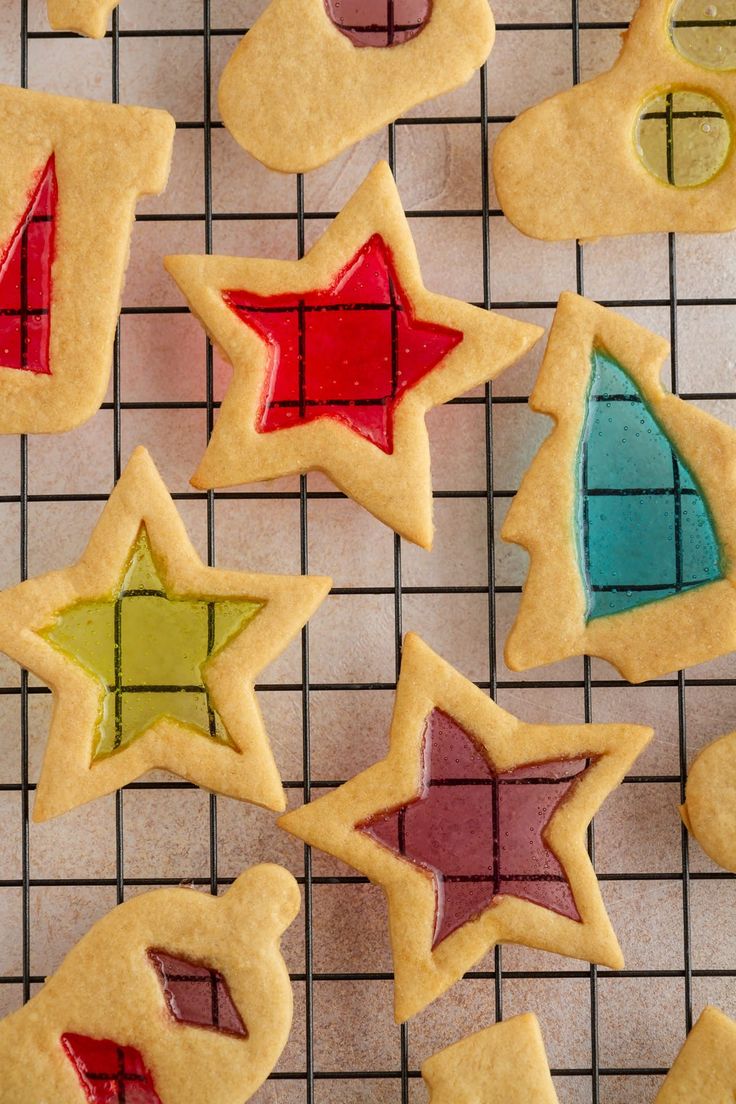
(324, 0, 432, 47)
(360, 709, 587, 947)
(147, 949, 248, 1038)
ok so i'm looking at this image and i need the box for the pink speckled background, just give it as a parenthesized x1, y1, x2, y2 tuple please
(1, 2, 735, 1101)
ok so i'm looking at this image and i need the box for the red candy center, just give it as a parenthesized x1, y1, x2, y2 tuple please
(61, 1034, 162, 1104)
(359, 709, 587, 947)
(0, 156, 57, 376)
(223, 234, 462, 454)
(324, 0, 432, 47)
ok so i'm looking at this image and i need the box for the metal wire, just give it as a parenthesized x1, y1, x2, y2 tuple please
(2, 2, 735, 1099)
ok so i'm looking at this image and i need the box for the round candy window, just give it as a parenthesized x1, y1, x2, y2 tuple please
(635, 89, 731, 185)
(670, 0, 736, 70)
(324, 0, 432, 47)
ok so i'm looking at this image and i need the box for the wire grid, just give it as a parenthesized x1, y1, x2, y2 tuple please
(2, 2, 736, 1101)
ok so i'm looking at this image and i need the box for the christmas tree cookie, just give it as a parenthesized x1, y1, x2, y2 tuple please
(0, 865, 300, 1104)
(0, 446, 330, 821)
(165, 162, 542, 549)
(423, 1015, 559, 1103)
(219, 0, 495, 173)
(493, 0, 736, 240)
(0, 85, 174, 433)
(504, 293, 736, 683)
(47, 0, 120, 36)
(279, 632, 651, 1021)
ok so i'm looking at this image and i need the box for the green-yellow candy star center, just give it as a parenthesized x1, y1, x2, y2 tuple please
(39, 529, 264, 762)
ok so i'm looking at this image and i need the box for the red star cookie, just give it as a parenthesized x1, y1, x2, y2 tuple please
(165, 162, 542, 549)
(279, 633, 652, 1021)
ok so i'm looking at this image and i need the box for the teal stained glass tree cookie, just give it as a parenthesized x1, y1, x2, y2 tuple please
(503, 293, 736, 683)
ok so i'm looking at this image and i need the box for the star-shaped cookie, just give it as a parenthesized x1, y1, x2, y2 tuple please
(422, 1014, 559, 1104)
(0, 446, 330, 822)
(279, 632, 651, 1021)
(165, 162, 542, 549)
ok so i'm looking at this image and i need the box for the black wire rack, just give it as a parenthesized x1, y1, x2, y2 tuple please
(2, 2, 736, 1101)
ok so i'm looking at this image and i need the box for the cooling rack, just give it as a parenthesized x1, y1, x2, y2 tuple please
(1, 2, 736, 1101)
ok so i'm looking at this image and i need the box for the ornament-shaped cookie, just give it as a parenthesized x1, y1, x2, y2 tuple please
(165, 162, 542, 549)
(0, 446, 330, 821)
(47, 0, 120, 36)
(0, 85, 174, 433)
(681, 731, 736, 872)
(422, 1015, 559, 1103)
(493, 0, 736, 240)
(218, 0, 495, 173)
(503, 292, 736, 684)
(655, 1007, 736, 1101)
(279, 632, 651, 1021)
(0, 865, 300, 1104)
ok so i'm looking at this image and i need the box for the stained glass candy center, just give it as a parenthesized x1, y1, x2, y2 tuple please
(577, 349, 723, 621)
(324, 0, 432, 47)
(0, 155, 57, 375)
(61, 1034, 162, 1104)
(359, 708, 586, 947)
(222, 234, 463, 454)
(148, 949, 248, 1038)
(40, 529, 263, 761)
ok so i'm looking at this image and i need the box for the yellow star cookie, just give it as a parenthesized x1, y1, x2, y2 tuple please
(47, 0, 120, 37)
(422, 1015, 559, 1104)
(503, 292, 736, 684)
(0, 446, 331, 822)
(493, 0, 736, 240)
(0, 864, 300, 1104)
(279, 632, 651, 1021)
(165, 162, 542, 549)
(655, 1007, 736, 1102)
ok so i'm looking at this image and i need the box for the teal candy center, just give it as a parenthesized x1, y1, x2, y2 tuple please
(576, 350, 723, 621)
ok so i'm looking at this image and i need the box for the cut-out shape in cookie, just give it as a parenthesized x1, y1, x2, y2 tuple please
(218, 0, 494, 173)
(147, 951, 248, 1038)
(654, 1006, 736, 1101)
(0, 866, 300, 1104)
(0, 446, 330, 822)
(62, 1034, 162, 1104)
(360, 708, 586, 947)
(166, 162, 542, 549)
(493, 0, 736, 239)
(0, 156, 57, 376)
(503, 293, 736, 684)
(41, 528, 263, 761)
(422, 1014, 560, 1104)
(681, 730, 736, 872)
(47, 0, 121, 37)
(279, 632, 651, 1021)
(0, 85, 173, 433)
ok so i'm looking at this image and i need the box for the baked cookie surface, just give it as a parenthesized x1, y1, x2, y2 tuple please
(0, 85, 174, 433)
(165, 161, 542, 550)
(655, 1007, 736, 1101)
(218, 0, 495, 173)
(681, 730, 736, 872)
(47, 0, 120, 36)
(0, 446, 330, 822)
(279, 632, 651, 1021)
(0, 865, 300, 1104)
(493, 0, 736, 240)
